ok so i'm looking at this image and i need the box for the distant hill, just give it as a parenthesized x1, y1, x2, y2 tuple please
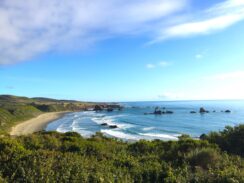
(0, 95, 98, 134)
(0, 95, 92, 105)
(32, 97, 79, 103)
(0, 95, 33, 104)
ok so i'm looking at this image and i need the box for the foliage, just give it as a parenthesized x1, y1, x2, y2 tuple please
(0, 129, 243, 182)
(201, 125, 244, 156)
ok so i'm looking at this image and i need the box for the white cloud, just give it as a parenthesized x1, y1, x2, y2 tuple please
(146, 64, 156, 69)
(1, 0, 244, 65)
(146, 61, 171, 69)
(0, 0, 187, 65)
(152, 0, 244, 43)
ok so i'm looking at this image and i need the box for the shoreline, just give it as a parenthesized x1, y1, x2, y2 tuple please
(10, 111, 70, 136)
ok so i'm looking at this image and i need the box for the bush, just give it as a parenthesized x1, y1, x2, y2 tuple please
(201, 125, 244, 156)
(0, 131, 243, 182)
(187, 148, 220, 169)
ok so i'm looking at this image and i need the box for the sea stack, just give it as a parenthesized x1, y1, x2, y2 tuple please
(199, 107, 209, 113)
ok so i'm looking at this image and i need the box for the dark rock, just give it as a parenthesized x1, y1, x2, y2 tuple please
(101, 123, 108, 126)
(190, 111, 197, 114)
(109, 125, 118, 129)
(94, 105, 103, 111)
(225, 110, 231, 113)
(154, 110, 162, 115)
(199, 107, 208, 113)
(154, 107, 162, 115)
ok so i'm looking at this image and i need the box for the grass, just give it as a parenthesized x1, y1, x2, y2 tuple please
(0, 95, 98, 134)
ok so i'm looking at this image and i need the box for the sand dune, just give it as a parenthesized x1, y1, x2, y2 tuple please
(10, 112, 69, 136)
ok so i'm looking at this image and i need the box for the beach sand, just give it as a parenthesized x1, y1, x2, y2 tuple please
(10, 112, 69, 136)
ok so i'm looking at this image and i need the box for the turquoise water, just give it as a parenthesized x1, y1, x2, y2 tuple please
(46, 100, 244, 141)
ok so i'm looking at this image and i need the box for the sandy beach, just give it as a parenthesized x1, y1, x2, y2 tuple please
(10, 112, 69, 136)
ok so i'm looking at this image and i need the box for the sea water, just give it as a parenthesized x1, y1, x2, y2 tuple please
(46, 100, 244, 141)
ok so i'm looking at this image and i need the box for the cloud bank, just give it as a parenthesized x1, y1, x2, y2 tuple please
(0, 0, 244, 65)
(152, 0, 244, 43)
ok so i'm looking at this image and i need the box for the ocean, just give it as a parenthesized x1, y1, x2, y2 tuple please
(46, 100, 244, 141)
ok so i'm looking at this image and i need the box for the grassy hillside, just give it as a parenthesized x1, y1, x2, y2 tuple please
(0, 105, 41, 134)
(0, 125, 244, 182)
(0, 95, 97, 134)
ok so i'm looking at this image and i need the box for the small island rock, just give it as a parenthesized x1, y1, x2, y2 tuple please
(199, 107, 209, 113)
(109, 125, 118, 129)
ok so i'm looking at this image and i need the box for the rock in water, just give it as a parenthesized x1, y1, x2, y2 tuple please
(154, 107, 162, 115)
(199, 107, 209, 113)
(109, 125, 118, 129)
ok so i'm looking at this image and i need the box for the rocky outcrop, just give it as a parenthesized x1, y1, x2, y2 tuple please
(199, 107, 209, 113)
(109, 125, 118, 129)
(154, 107, 163, 115)
(93, 104, 123, 112)
(94, 105, 103, 111)
(190, 111, 197, 114)
(225, 110, 231, 113)
(151, 107, 174, 115)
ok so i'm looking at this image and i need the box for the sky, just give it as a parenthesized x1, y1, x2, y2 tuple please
(1, 0, 244, 102)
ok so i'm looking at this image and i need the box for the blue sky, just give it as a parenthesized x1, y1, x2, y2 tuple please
(1, 0, 244, 102)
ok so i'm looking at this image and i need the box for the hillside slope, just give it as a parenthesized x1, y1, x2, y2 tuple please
(0, 95, 96, 134)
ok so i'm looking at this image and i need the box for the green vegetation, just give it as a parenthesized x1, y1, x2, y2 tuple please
(0, 95, 96, 134)
(0, 126, 243, 182)
(0, 105, 41, 134)
(201, 124, 244, 156)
